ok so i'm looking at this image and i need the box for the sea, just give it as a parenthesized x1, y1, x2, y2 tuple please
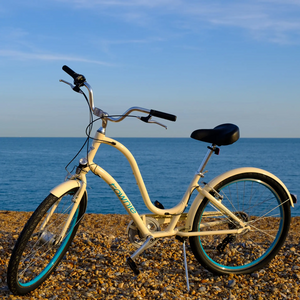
(1, 137, 300, 216)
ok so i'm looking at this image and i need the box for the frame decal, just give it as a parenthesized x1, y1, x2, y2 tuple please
(109, 183, 137, 214)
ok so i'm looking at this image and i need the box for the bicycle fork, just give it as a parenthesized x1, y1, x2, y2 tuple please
(40, 182, 86, 246)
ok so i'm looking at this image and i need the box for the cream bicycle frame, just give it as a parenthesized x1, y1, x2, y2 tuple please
(49, 127, 293, 244)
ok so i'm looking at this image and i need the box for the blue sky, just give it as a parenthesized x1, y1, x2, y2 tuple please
(1, 0, 300, 137)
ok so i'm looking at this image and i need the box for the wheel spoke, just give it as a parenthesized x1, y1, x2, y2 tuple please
(190, 173, 290, 275)
(7, 189, 86, 295)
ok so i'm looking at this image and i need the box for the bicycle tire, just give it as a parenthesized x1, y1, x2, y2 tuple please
(7, 188, 87, 295)
(190, 172, 291, 275)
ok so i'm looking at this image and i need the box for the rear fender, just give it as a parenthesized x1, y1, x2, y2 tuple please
(186, 167, 294, 231)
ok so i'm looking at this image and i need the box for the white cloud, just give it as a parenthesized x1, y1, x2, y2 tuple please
(93, 36, 165, 56)
(55, 0, 300, 44)
(57, 0, 179, 8)
(175, 2, 300, 44)
(0, 50, 114, 65)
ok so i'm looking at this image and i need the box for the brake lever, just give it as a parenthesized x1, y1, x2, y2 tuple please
(59, 79, 82, 94)
(148, 120, 167, 129)
(138, 116, 167, 129)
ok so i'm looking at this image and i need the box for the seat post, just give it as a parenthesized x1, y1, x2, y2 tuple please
(196, 144, 216, 176)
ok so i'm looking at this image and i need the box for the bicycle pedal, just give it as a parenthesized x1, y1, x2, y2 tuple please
(126, 257, 140, 276)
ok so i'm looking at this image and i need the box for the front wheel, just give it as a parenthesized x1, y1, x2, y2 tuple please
(7, 188, 87, 295)
(190, 172, 291, 275)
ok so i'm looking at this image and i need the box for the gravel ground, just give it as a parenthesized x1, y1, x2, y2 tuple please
(1, 211, 300, 300)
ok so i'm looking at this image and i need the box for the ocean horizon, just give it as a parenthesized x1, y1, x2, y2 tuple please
(1, 137, 300, 216)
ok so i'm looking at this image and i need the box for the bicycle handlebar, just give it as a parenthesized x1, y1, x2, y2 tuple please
(62, 65, 78, 79)
(61, 65, 177, 127)
(150, 109, 176, 122)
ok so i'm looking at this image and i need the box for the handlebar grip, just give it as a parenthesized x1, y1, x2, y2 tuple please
(62, 65, 79, 79)
(150, 109, 177, 122)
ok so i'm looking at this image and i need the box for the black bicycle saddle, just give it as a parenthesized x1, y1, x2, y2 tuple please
(191, 123, 240, 146)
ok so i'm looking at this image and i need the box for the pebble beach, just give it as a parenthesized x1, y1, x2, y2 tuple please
(1, 211, 300, 300)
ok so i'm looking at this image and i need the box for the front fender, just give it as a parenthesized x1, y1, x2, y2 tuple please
(185, 167, 294, 231)
(50, 180, 81, 198)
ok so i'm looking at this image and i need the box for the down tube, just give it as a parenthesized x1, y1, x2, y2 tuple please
(89, 164, 150, 237)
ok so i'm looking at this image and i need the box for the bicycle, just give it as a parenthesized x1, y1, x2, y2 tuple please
(7, 66, 296, 295)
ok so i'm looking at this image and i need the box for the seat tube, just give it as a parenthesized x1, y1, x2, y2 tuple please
(197, 145, 216, 175)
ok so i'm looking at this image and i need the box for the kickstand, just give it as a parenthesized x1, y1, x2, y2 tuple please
(182, 240, 190, 292)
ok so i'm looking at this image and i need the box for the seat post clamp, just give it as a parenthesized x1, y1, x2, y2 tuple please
(207, 146, 220, 155)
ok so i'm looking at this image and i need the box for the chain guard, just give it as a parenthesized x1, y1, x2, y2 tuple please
(126, 217, 161, 248)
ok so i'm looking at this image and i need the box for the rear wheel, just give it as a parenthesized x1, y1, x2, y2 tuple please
(7, 188, 87, 295)
(190, 172, 291, 274)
